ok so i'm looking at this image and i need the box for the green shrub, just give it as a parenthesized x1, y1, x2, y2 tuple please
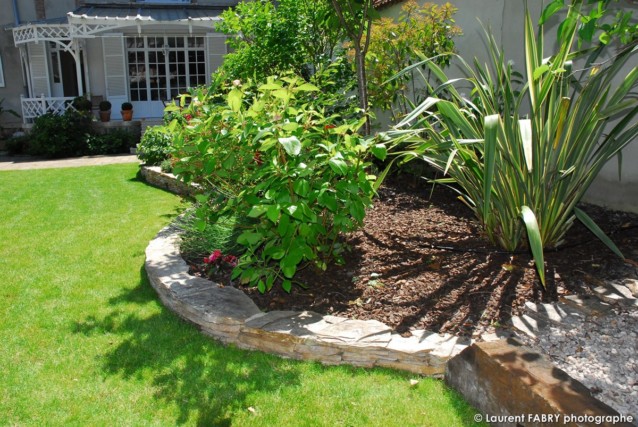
(160, 158, 173, 173)
(87, 129, 134, 155)
(137, 126, 174, 165)
(387, 2, 637, 288)
(4, 135, 29, 155)
(28, 111, 92, 158)
(171, 75, 387, 293)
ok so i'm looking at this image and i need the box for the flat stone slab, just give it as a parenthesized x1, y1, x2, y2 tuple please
(445, 339, 632, 427)
(560, 294, 614, 317)
(592, 282, 638, 308)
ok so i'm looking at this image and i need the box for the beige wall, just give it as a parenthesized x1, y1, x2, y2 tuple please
(380, 0, 638, 212)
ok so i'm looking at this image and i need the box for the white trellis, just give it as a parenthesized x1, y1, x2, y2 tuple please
(20, 95, 76, 122)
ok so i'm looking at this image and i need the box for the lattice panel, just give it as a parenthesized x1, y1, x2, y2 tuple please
(21, 97, 75, 121)
(13, 25, 71, 45)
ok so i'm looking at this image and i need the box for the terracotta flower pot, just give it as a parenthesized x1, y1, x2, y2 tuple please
(121, 109, 133, 121)
(99, 110, 111, 122)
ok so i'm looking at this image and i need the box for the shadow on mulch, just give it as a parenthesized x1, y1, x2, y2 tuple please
(187, 177, 638, 338)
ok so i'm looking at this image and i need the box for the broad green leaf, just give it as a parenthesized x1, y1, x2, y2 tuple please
(281, 263, 297, 279)
(264, 246, 286, 260)
(237, 231, 263, 246)
(521, 206, 546, 289)
(371, 144, 388, 161)
(279, 136, 301, 156)
(540, 0, 564, 25)
(227, 88, 242, 112)
(319, 192, 338, 212)
(296, 83, 320, 92)
(266, 205, 280, 223)
(277, 213, 290, 237)
(247, 205, 268, 218)
(329, 156, 348, 175)
(574, 207, 624, 259)
(533, 64, 550, 80)
(349, 202, 366, 223)
(282, 280, 292, 293)
(258, 82, 282, 91)
(293, 179, 310, 197)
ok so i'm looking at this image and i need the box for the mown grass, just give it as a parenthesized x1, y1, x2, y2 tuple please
(0, 163, 485, 426)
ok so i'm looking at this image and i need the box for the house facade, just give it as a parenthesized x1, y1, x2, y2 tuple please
(0, 0, 237, 127)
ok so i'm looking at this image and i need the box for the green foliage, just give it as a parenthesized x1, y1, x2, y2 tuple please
(216, 0, 345, 82)
(121, 102, 133, 111)
(330, 0, 378, 134)
(86, 129, 135, 155)
(99, 100, 112, 111)
(28, 111, 93, 158)
(387, 1, 637, 288)
(137, 126, 174, 166)
(4, 135, 29, 155)
(160, 158, 173, 173)
(170, 75, 386, 292)
(541, 0, 637, 46)
(364, 0, 461, 119)
(72, 96, 92, 112)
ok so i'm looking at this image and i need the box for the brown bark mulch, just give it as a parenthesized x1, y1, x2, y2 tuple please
(186, 176, 638, 338)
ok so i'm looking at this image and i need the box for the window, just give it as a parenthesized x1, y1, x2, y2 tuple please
(0, 54, 5, 87)
(127, 36, 206, 102)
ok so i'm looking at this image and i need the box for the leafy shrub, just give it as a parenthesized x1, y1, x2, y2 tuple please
(362, 0, 461, 119)
(28, 111, 92, 158)
(87, 129, 134, 155)
(4, 135, 29, 155)
(160, 158, 173, 173)
(137, 126, 174, 165)
(387, 2, 638, 287)
(171, 75, 387, 292)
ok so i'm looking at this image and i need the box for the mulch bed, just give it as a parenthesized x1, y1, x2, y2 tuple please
(186, 176, 638, 338)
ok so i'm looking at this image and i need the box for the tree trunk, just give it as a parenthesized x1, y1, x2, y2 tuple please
(353, 45, 371, 135)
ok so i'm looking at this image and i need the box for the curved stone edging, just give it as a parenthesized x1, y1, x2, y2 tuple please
(139, 166, 200, 197)
(145, 225, 470, 375)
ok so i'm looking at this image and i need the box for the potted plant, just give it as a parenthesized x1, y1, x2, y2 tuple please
(99, 100, 112, 122)
(121, 102, 133, 121)
(72, 96, 92, 115)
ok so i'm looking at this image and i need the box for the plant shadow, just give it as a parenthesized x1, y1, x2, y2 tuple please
(72, 266, 304, 426)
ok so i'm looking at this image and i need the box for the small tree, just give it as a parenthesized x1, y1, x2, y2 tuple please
(216, 0, 345, 82)
(364, 1, 461, 121)
(330, 0, 377, 135)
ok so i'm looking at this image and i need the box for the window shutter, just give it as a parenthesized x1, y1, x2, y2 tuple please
(27, 43, 50, 97)
(102, 34, 128, 119)
(206, 34, 227, 80)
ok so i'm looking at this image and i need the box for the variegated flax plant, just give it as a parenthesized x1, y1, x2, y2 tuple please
(384, 1, 638, 288)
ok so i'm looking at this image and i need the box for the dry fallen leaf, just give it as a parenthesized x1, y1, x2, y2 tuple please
(409, 379, 419, 387)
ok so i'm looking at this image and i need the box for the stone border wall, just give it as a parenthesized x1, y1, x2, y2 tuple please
(139, 166, 199, 197)
(145, 225, 471, 375)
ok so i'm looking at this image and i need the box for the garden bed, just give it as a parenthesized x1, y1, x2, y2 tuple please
(186, 176, 638, 338)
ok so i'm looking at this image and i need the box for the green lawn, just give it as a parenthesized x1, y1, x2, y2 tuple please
(0, 163, 484, 426)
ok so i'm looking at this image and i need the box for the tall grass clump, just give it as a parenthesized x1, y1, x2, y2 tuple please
(386, 0, 638, 287)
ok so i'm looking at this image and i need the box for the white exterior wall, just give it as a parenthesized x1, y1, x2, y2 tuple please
(381, 0, 638, 212)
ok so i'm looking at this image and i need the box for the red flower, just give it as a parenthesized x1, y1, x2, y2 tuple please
(223, 254, 238, 267)
(209, 249, 222, 262)
(184, 114, 193, 122)
(324, 124, 336, 130)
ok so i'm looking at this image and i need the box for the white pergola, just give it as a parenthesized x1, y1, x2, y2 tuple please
(12, 7, 221, 122)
